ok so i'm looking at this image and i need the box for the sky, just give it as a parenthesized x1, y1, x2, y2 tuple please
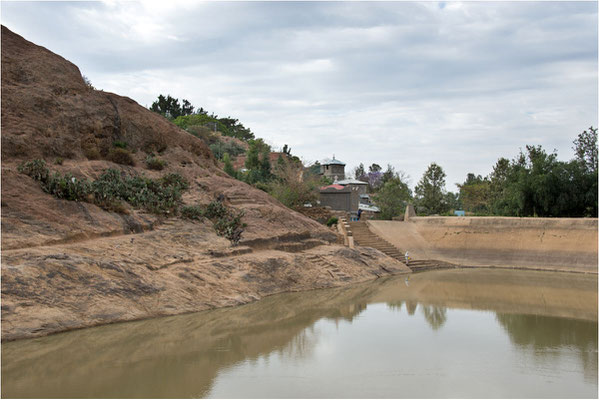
(2, 1, 597, 191)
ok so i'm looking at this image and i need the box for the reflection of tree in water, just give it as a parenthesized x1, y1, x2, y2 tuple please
(386, 301, 446, 331)
(496, 313, 598, 383)
(421, 305, 447, 330)
(406, 301, 417, 315)
(387, 301, 403, 311)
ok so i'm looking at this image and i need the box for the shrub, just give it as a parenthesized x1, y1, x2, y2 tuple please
(44, 173, 92, 201)
(213, 209, 246, 246)
(181, 205, 204, 220)
(54, 157, 64, 165)
(82, 144, 101, 160)
(326, 216, 338, 227)
(145, 155, 167, 170)
(91, 169, 188, 215)
(112, 141, 128, 149)
(204, 200, 227, 219)
(18, 159, 50, 182)
(108, 147, 135, 166)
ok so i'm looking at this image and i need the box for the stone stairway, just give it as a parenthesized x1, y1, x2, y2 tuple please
(349, 221, 457, 272)
(305, 254, 352, 281)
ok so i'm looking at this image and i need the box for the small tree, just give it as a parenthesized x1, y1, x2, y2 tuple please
(223, 153, 237, 178)
(372, 177, 412, 220)
(415, 162, 448, 215)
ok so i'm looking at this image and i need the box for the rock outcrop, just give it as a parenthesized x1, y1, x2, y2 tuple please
(1, 26, 408, 341)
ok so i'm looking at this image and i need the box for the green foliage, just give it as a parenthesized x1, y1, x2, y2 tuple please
(112, 140, 128, 149)
(44, 172, 92, 201)
(172, 111, 255, 141)
(573, 126, 598, 173)
(240, 139, 273, 185)
(222, 153, 237, 178)
(150, 95, 194, 120)
(145, 155, 167, 170)
(414, 162, 448, 215)
(54, 157, 64, 165)
(108, 147, 135, 166)
(458, 173, 490, 214)
(204, 200, 227, 219)
(199, 200, 245, 245)
(212, 209, 246, 246)
(372, 177, 412, 220)
(180, 205, 204, 220)
(90, 169, 188, 215)
(268, 158, 319, 209)
(210, 140, 245, 160)
(326, 216, 338, 227)
(18, 159, 50, 182)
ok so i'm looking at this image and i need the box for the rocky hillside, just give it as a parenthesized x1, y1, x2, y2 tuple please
(1, 26, 408, 340)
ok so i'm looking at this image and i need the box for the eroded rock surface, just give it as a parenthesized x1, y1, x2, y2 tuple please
(1, 26, 408, 340)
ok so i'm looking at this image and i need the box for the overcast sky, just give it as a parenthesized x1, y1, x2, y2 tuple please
(2, 1, 597, 191)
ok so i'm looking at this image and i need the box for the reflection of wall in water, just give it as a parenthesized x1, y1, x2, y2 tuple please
(496, 313, 598, 384)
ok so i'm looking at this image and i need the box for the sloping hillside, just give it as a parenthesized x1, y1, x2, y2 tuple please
(1, 26, 408, 340)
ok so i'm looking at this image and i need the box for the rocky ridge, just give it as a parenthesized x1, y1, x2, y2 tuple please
(1, 26, 408, 341)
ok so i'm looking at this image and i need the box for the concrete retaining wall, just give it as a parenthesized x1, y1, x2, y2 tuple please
(368, 217, 598, 273)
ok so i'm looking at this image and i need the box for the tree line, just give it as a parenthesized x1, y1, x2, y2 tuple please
(353, 127, 597, 219)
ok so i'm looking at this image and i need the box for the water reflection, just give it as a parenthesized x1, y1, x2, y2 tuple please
(497, 313, 598, 384)
(2, 269, 597, 398)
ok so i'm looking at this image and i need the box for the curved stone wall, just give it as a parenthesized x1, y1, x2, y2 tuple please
(368, 217, 598, 273)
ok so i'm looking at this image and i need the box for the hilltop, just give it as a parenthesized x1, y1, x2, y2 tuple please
(0, 26, 408, 340)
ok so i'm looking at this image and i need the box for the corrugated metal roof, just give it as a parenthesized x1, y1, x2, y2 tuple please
(358, 204, 380, 212)
(337, 178, 367, 185)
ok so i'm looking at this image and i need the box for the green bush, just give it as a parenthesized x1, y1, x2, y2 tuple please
(213, 209, 246, 246)
(209, 140, 246, 160)
(91, 169, 188, 215)
(18, 159, 50, 182)
(44, 172, 92, 201)
(108, 147, 135, 166)
(204, 200, 227, 219)
(54, 157, 64, 165)
(112, 140, 128, 149)
(145, 155, 167, 170)
(326, 216, 338, 227)
(181, 205, 204, 220)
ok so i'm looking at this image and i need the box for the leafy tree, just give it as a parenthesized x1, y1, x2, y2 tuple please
(458, 173, 490, 214)
(369, 163, 382, 173)
(573, 126, 598, 174)
(353, 163, 367, 182)
(372, 177, 412, 220)
(415, 162, 448, 215)
(150, 95, 194, 120)
(181, 99, 194, 116)
(381, 164, 396, 185)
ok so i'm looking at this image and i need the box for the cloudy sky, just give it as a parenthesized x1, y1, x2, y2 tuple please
(2, 1, 597, 190)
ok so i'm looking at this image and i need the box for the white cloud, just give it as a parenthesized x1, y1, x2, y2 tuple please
(1, 1, 596, 191)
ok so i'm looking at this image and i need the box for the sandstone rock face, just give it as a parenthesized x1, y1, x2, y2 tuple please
(1, 26, 409, 341)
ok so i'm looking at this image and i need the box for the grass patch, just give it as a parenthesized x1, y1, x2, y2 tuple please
(108, 147, 135, 166)
(145, 155, 167, 170)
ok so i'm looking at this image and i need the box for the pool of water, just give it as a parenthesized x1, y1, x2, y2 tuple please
(2, 268, 597, 398)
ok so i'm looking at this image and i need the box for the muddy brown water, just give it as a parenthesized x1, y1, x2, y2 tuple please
(2, 268, 597, 398)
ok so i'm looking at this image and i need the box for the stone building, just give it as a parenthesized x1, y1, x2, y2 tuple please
(320, 156, 346, 181)
(318, 158, 375, 215)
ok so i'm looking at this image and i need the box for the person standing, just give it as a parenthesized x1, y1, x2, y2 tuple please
(404, 251, 410, 266)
